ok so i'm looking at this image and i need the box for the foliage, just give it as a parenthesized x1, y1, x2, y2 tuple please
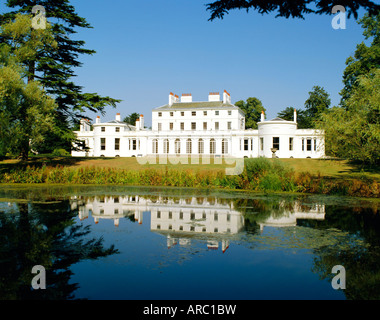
(234, 97, 266, 129)
(206, 0, 380, 21)
(303, 86, 331, 128)
(0, 14, 57, 159)
(276, 107, 309, 128)
(340, 13, 380, 105)
(320, 69, 380, 164)
(319, 14, 380, 165)
(123, 112, 140, 126)
(1, 1, 121, 153)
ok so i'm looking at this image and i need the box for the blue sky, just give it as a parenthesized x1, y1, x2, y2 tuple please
(2, 0, 369, 126)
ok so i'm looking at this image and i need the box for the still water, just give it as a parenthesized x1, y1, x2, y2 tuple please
(0, 185, 379, 300)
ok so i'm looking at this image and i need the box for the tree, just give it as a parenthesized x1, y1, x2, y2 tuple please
(1, 0, 121, 154)
(304, 86, 331, 128)
(320, 69, 380, 165)
(235, 97, 266, 129)
(340, 13, 380, 105)
(206, 0, 379, 21)
(123, 112, 140, 126)
(0, 14, 57, 159)
(277, 107, 309, 128)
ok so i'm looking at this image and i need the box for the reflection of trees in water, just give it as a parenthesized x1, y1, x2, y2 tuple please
(0, 200, 118, 300)
(308, 204, 380, 300)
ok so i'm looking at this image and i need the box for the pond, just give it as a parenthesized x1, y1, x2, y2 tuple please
(0, 185, 379, 300)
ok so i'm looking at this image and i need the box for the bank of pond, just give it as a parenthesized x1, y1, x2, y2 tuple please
(0, 158, 378, 198)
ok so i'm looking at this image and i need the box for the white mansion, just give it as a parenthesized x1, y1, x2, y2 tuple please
(72, 90, 324, 159)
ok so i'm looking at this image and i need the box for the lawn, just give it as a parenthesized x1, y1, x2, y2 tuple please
(0, 156, 379, 181)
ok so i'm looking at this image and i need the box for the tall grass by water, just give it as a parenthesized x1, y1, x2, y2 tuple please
(0, 158, 378, 198)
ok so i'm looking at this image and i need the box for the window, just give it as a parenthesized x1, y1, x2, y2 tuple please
(214, 213, 218, 221)
(179, 211, 183, 219)
(204, 111, 207, 116)
(157, 211, 161, 218)
(198, 139, 204, 154)
(186, 139, 192, 154)
(289, 137, 294, 151)
(164, 139, 169, 154)
(210, 139, 216, 154)
(115, 127, 120, 132)
(244, 139, 249, 151)
(101, 138, 106, 150)
(227, 122, 231, 130)
(170, 122, 173, 130)
(180, 122, 184, 130)
(215, 111, 219, 116)
(314, 138, 317, 151)
(158, 123, 162, 131)
(273, 137, 280, 150)
(203, 122, 207, 130)
(222, 139, 228, 154)
(302, 138, 305, 151)
(132, 139, 137, 150)
(169, 211, 172, 219)
(158, 112, 162, 117)
(175, 139, 181, 154)
(115, 138, 120, 151)
(228, 110, 232, 116)
(192, 111, 196, 116)
(170, 112, 174, 117)
(181, 111, 184, 116)
(191, 122, 196, 130)
(152, 139, 158, 154)
(260, 137, 264, 151)
(215, 122, 219, 130)
(307, 139, 312, 151)
(101, 127, 105, 132)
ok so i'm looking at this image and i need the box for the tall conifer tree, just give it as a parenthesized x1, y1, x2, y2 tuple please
(0, 0, 121, 153)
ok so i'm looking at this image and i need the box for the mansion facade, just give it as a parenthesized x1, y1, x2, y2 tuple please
(72, 90, 325, 159)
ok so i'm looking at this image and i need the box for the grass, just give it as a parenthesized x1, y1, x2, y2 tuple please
(0, 156, 379, 198)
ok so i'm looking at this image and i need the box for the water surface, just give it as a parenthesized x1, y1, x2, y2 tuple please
(0, 185, 379, 300)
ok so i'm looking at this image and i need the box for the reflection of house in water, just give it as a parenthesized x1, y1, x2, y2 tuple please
(70, 195, 325, 252)
(257, 202, 325, 232)
(71, 195, 146, 227)
(149, 196, 244, 253)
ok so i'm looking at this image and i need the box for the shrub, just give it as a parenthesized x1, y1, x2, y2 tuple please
(52, 148, 70, 157)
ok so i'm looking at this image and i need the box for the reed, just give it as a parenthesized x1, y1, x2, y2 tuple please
(0, 160, 378, 198)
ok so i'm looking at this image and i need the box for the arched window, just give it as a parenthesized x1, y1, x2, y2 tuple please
(222, 139, 228, 154)
(164, 139, 169, 154)
(186, 139, 192, 154)
(175, 139, 181, 154)
(210, 139, 216, 154)
(198, 139, 204, 154)
(152, 139, 158, 154)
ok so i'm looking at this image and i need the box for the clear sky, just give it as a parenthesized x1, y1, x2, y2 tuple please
(2, 0, 370, 126)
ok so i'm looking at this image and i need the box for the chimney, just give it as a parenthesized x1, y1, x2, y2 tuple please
(181, 93, 192, 103)
(80, 119, 90, 132)
(208, 92, 220, 102)
(139, 114, 144, 129)
(96, 116, 100, 124)
(294, 108, 297, 122)
(174, 94, 179, 103)
(223, 90, 231, 104)
(169, 92, 175, 106)
(261, 110, 265, 122)
(116, 113, 121, 121)
(135, 118, 140, 131)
